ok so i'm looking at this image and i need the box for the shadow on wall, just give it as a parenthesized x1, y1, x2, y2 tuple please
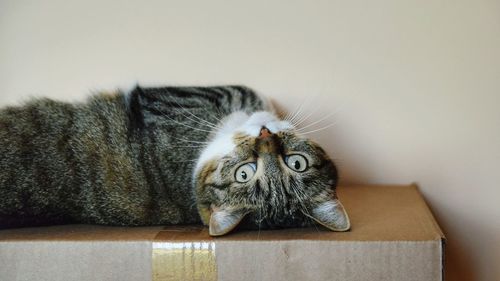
(428, 199, 477, 281)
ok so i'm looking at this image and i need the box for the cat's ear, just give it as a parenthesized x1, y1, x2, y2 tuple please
(306, 199, 350, 231)
(209, 207, 248, 236)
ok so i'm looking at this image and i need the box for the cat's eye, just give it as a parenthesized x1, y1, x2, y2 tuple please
(235, 162, 257, 183)
(285, 154, 308, 172)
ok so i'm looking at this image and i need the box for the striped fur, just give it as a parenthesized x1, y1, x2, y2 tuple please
(0, 86, 265, 228)
(194, 130, 340, 231)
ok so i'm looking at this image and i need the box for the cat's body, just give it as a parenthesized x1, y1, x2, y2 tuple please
(0, 86, 349, 235)
(0, 86, 264, 228)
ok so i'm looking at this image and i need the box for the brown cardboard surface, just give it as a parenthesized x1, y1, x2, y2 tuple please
(1, 241, 153, 281)
(0, 224, 165, 241)
(0, 226, 164, 281)
(0, 185, 445, 281)
(150, 185, 445, 281)
(153, 184, 444, 242)
(213, 240, 443, 281)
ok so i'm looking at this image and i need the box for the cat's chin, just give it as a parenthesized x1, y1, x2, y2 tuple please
(234, 212, 315, 231)
(207, 200, 351, 235)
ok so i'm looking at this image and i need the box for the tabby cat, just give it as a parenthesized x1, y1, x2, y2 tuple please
(0, 86, 349, 236)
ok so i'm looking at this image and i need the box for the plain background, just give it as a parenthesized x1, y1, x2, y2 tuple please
(0, 0, 498, 280)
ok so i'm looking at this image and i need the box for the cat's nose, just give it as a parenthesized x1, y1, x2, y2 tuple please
(259, 127, 272, 139)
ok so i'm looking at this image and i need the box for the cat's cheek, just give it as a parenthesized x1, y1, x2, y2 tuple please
(213, 188, 226, 201)
(197, 188, 227, 225)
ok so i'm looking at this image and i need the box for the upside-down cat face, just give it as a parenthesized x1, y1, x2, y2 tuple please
(194, 111, 350, 236)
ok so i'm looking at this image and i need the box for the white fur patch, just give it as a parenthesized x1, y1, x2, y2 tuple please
(194, 112, 249, 172)
(194, 111, 295, 173)
(240, 111, 294, 137)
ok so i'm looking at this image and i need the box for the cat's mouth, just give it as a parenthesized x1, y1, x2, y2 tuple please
(208, 199, 351, 236)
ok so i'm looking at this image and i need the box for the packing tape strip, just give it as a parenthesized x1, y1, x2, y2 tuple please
(153, 241, 217, 281)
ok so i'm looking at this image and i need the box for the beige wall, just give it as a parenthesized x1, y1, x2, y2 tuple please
(1, 0, 499, 280)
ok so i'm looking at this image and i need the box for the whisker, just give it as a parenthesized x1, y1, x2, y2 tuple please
(297, 121, 339, 135)
(185, 87, 226, 122)
(283, 103, 300, 123)
(177, 112, 221, 131)
(296, 99, 347, 131)
(288, 102, 305, 126)
(284, 91, 323, 127)
(276, 108, 289, 120)
(297, 199, 320, 233)
(213, 105, 227, 121)
(170, 100, 221, 130)
(201, 103, 224, 121)
(289, 180, 321, 234)
(306, 211, 321, 233)
(293, 109, 316, 128)
(157, 111, 214, 134)
(289, 93, 320, 127)
(295, 110, 338, 132)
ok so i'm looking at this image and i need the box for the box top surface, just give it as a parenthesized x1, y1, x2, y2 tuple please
(0, 185, 444, 242)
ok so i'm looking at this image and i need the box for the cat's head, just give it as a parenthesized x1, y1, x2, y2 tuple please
(194, 111, 350, 236)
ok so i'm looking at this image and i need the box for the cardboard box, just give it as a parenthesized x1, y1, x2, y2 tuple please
(0, 185, 445, 281)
